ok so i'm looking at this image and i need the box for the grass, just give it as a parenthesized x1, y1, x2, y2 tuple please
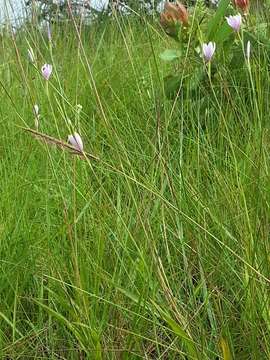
(0, 6, 269, 359)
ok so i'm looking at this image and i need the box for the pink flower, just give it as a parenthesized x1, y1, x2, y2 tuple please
(68, 132, 84, 152)
(226, 14, 242, 32)
(41, 64, 52, 80)
(202, 42, 216, 63)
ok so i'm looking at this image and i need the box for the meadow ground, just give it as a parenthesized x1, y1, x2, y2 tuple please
(0, 7, 269, 359)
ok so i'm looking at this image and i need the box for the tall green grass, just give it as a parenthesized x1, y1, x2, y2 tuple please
(0, 8, 269, 359)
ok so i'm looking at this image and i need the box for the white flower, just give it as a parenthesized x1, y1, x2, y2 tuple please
(67, 132, 84, 152)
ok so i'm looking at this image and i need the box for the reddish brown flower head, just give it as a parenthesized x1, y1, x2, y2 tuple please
(234, 0, 249, 13)
(160, 12, 174, 27)
(161, 1, 189, 27)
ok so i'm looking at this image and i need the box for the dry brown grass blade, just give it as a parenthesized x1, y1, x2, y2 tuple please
(21, 127, 100, 161)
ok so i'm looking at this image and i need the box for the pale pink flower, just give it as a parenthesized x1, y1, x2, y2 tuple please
(68, 132, 84, 152)
(226, 14, 242, 32)
(41, 64, 52, 80)
(202, 42, 216, 63)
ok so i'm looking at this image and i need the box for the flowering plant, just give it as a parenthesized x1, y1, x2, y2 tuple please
(159, 0, 269, 99)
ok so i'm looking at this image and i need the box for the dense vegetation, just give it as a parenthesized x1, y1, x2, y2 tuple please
(0, 1, 269, 358)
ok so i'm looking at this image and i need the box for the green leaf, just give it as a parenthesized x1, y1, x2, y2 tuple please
(115, 287, 199, 359)
(163, 74, 182, 99)
(164, 315, 198, 359)
(213, 22, 232, 45)
(207, 0, 230, 41)
(188, 67, 204, 92)
(159, 49, 181, 62)
(151, 301, 199, 359)
(0, 311, 23, 338)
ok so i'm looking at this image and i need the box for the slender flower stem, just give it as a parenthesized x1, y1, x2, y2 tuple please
(45, 80, 49, 98)
(238, 31, 261, 125)
(207, 61, 211, 80)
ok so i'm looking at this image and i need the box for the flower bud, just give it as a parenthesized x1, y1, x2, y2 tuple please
(234, 0, 249, 13)
(27, 47, 35, 63)
(246, 41, 251, 62)
(47, 22, 52, 42)
(33, 104, 39, 117)
(33, 104, 40, 130)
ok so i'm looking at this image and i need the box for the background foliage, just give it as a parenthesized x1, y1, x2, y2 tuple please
(0, 0, 269, 358)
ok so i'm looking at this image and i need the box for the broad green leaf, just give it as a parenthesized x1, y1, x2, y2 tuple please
(207, 0, 230, 41)
(188, 67, 205, 91)
(163, 314, 198, 359)
(163, 74, 182, 99)
(159, 49, 181, 62)
(213, 22, 232, 45)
